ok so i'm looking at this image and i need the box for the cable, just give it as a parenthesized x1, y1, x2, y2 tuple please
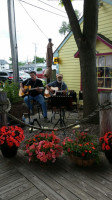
(18, 0, 67, 18)
(36, 0, 66, 14)
(18, 1, 48, 39)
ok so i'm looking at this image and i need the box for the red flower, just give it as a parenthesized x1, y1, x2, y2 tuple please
(82, 152, 85, 157)
(102, 143, 105, 151)
(105, 145, 111, 151)
(0, 126, 24, 147)
(99, 131, 112, 151)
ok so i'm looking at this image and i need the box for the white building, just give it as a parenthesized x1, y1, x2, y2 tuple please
(0, 60, 9, 71)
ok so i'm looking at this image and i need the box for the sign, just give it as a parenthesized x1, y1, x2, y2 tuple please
(54, 57, 59, 64)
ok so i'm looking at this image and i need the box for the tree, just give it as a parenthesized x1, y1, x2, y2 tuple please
(59, 9, 80, 35)
(61, 0, 98, 119)
(32, 56, 45, 63)
(59, 21, 71, 35)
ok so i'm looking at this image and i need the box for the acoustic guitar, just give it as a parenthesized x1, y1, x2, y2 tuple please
(44, 87, 65, 98)
(19, 85, 44, 97)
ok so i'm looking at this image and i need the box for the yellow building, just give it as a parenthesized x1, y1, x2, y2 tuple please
(53, 0, 112, 96)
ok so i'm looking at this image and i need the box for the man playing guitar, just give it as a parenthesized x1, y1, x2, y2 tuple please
(45, 74, 68, 96)
(20, 71, 47, 119)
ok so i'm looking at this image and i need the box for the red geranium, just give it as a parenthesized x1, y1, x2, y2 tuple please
(99, 132, 112, 152)
(62, 132, 99, 161)
(0, 126, 24, 147)
(24, 131, 63, 163)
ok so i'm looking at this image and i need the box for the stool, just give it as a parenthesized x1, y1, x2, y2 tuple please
(32, 100, 42, 119)
(28, 100, 42, 127)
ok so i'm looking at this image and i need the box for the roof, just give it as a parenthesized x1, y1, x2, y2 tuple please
(53, 0, 112, 57)
(102, 0, 112, 5)
(0, 60, 9, 65)
(53, 16, 83, 57)
(74, 33, 112, 58)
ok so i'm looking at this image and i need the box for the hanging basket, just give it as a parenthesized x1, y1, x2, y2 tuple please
(69, 154, 94, 167)
(1, 143, 18, 158)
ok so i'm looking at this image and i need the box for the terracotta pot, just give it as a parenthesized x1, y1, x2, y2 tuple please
(69, 154, 94, 167)
(1, 143, 18, 158)
(105, 149, 112, 163)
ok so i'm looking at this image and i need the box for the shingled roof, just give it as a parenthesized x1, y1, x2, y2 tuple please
(0, 60, 9, 65)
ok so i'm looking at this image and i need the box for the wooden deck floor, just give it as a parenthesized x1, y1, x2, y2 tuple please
(0, 150, 112, 200)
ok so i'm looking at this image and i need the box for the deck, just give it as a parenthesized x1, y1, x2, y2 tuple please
(0, 150, 112, 200)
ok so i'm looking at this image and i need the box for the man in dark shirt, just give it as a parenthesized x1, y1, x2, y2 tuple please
(20, 71, 47, 119)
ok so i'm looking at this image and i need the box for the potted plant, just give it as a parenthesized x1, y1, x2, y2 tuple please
(24, 132, 63, 164)
(0, 125, 24, 158)
(99, 131, 112, 163)
(62, 132, 99, 167)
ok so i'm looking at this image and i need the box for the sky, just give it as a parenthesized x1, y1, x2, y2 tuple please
(0, 0, 84, 63)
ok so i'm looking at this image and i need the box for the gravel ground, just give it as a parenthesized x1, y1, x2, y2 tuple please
(9, 101, 100, 150)
(20, 111, 100, 150)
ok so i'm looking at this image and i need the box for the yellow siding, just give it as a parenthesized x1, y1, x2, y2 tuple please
(59, 35, 81, 94)
(98, 2, 112, 41)
(57, 2, 112, 95)
(96, 40, 112, 53)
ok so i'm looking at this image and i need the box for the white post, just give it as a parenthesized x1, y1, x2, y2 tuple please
(7, 0, 19, 83)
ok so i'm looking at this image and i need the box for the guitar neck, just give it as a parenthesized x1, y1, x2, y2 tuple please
(30, 87, 44, 91)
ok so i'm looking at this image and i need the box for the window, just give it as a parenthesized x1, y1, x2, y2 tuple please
(96, 55, 112, 90)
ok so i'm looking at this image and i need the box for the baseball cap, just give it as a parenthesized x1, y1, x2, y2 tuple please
(56, 74, 63, 78)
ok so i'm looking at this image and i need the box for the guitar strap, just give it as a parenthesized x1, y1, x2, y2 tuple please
(25, 79, 30, 86)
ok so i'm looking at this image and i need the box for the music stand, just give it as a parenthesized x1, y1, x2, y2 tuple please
(50, 95, 69, 128)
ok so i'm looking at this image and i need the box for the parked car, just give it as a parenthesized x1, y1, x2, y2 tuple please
(0, 70, 22, 83)
(19, 71, 30, 81)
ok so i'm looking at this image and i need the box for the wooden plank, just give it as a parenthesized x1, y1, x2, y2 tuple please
(27, 192, 46, 200)
(27, 164, 95, 200)
(18, 151, 103, 200)
(0, 177, 27, 195)
(0, 169, 19, 180)
(10, 156, 65, 200)
(11, 187, 40, 200)
(57, 156, 112, 200)
(0, 181, 34, 199)
(0, 173, 22, 187)
(13, 151, 94, 200)
(0, 166, 14, 174)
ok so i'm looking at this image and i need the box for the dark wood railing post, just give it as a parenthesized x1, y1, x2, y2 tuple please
(0, 91, 8, 127)
(99, 91, 112, 137)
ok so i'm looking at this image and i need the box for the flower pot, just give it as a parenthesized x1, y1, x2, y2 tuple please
(1, 143, 18, 158)
(105, 149, 112, 163)
(69, 154, 94, 167)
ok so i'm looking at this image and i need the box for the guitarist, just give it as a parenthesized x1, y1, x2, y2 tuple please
(46, 74, 68, 96)
(20, 71, 48, 119)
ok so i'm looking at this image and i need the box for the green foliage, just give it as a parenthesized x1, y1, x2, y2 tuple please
(37, 68, 42, 71)
(59, 21, 71, 35)
(18, 61, 26, 66)
(33, 57, 45, 63)
(59, 10, 80, 35)
(2, 81, 22, 103)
